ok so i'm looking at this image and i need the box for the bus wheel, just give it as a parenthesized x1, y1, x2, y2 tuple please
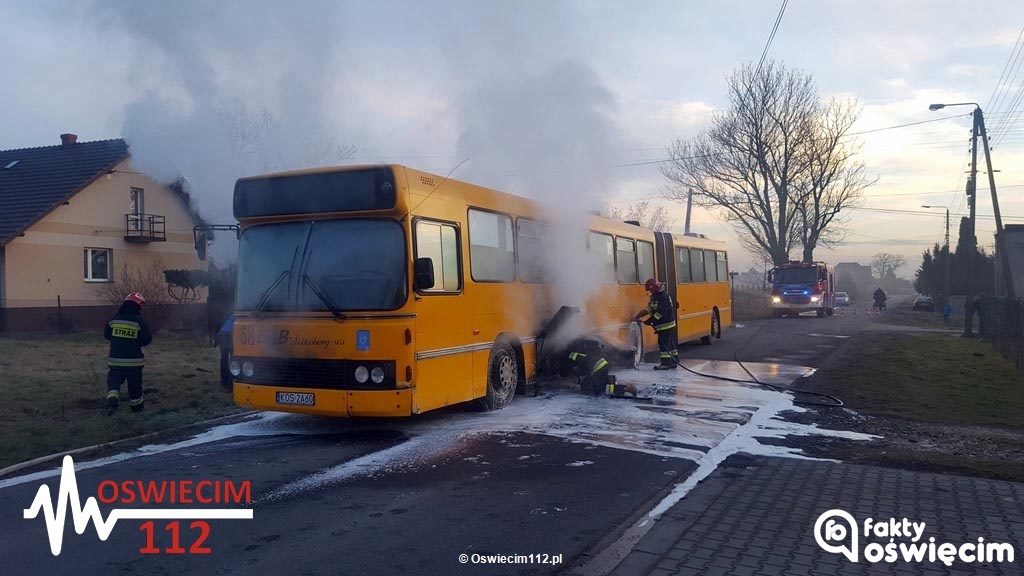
(627, 322, 643, 369)
(475, 342, 518, 411)
(701, 312, 719, 345)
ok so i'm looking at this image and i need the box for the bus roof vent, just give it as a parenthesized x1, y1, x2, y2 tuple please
(624, 220, 641, 226)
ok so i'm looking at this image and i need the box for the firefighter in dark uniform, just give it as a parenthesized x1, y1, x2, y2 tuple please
(635, 278, 678, 370)
(104, 292, 153, 415)
(562, 339, 611, 395)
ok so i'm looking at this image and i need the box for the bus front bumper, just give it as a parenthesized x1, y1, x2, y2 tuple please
(233, 383, 413, 417)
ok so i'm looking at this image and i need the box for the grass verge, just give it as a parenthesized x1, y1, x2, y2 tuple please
(792, 330, 1024, 481)
(0, 333, 239, 468)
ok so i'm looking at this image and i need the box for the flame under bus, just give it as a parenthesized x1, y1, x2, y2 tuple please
(230, 164, 731, 417)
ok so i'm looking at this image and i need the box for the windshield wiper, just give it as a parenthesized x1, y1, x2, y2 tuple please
(302, 274, 346, 321)
(254, 270, 290, 313)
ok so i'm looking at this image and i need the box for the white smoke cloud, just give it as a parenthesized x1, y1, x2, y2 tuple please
(74, 1, 629, 315)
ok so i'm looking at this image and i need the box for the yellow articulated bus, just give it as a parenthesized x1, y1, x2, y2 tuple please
(227, 164, 731, 417)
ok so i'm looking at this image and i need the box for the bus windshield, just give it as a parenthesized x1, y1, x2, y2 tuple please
(237, 220, 407, 312)
(773, 267, 819, 284)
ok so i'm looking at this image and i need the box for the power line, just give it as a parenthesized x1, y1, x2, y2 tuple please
(986, 26, 1024, 112)
(615, 113, 971, 168)
(755, 0, 789, 77)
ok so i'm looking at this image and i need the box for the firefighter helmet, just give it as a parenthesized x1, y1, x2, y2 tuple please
(644, 278, 660, 292)
(124, 292, 146, 307)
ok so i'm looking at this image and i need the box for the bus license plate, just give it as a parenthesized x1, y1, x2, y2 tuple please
(276, 392, 315, 406)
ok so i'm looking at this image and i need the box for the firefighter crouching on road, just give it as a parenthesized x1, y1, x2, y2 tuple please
(635, 278, 678, 370)
(562, 339, 611, 395)
(103, 292, 153, 416)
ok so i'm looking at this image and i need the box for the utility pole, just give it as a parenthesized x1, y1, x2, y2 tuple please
(683, 188, 693, 235)
(924, 205, 951, 307)
(976, 108, 1015, 300)
(965, 111, 979, 336)
(944, 208, 950, 305)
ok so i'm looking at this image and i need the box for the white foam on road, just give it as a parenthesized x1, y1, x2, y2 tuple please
(1, 359, 874, 497)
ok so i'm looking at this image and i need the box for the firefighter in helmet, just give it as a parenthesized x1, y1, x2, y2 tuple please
(103, 292, 153, 415)
(562, 338, 611, 395)
(635, 278, 678, 370)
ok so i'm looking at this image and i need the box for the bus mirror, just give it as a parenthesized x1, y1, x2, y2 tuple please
(194, 230, 208, 261)
(414, 257, 435, 290)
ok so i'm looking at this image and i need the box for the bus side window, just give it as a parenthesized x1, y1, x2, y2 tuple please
(517, 218, 548, 283)
(587, 231, 616, 284)
(638, 241, 654, 282)
(615, 238, 638, 284)
(677, 247, 692, 283)
(716, 251, 728, 281)
(415, 220, 461, 292)
(468, 209, 515, 282)
(690, 248, 706, 282)
(703, 249, 718, 282)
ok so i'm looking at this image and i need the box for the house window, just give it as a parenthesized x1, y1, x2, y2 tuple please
(128, 187, 145, 232)
(130, 187, 145, 215)
(84, 248, 112, 282)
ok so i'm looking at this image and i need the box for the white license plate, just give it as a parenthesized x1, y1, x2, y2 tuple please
(276, 392, 315, 406)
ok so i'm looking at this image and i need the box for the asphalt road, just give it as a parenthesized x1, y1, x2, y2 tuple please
(0, 303, 880, 576)
(682, 303, 876, 367)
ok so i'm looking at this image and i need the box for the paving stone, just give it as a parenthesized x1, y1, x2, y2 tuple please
(611, 455, 1024, 576)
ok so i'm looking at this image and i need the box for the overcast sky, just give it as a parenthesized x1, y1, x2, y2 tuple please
(2, 0, 1023, 275)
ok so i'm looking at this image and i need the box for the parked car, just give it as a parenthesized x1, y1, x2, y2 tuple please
(835, 291, 850, 306)
(912, 295, 935, 312)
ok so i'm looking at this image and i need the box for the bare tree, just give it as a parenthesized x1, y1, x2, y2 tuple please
(218, 104, 357, 170)
(94, 259, 172, 331)
(606, 198, 673, 232)
(794, 99, 875, 262)
(871, 252, 907, 289)
(662, 61, 870, 265)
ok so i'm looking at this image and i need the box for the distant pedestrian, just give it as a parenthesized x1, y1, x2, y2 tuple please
(215, 313, 234, 391)
(103, 292, 152, 415)
(942, 301, 952, 326)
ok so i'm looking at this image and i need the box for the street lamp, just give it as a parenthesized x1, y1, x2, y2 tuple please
(929, 100, 1015, 338)
(922, 205, 951, 307)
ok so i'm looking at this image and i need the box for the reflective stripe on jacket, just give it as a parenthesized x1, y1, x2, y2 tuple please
(647, 290, 677, 331)
(104, 312, 152, 367)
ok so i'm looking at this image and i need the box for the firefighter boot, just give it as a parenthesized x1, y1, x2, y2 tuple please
(130, 398, 145, 413)
(105, 392, 119, 416)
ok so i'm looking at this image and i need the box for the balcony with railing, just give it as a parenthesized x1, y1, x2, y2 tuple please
(124, 213, 166, 242)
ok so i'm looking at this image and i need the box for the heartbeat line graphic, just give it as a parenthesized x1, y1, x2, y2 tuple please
(23, 455, 253, 556)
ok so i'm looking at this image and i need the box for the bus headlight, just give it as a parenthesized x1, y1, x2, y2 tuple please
(229, 360, 241, 377)
(370, 366, 385, 384)
(772, 296, 781, 303)
(242, 361, 254, 378)
(355, 366, 369, 384)
(810, 295, 821, 303)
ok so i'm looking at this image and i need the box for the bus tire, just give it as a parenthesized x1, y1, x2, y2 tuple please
(475, 342, 518, 411)
(701, 312, 719, 345)
(627, 322, 643, 369)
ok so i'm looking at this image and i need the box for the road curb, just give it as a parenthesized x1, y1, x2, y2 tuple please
(0, 410, 258, 479)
